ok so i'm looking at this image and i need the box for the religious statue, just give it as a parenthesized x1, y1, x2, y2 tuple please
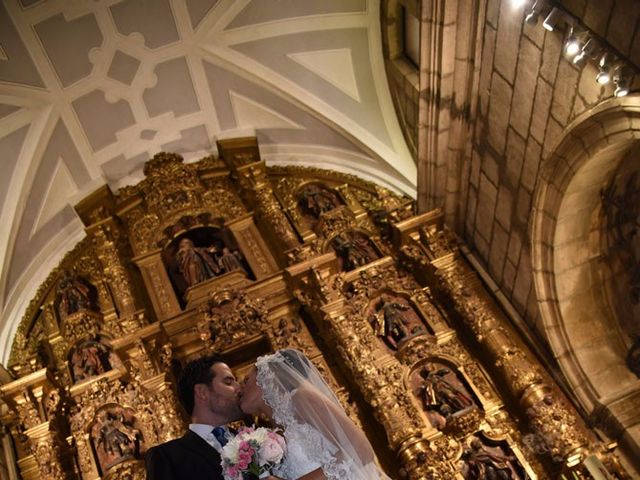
(55, 270, 98, 318)
(175, 238, 221, 287)
(93, 408, 142, 471)
(418, 364, 474, 429)
(332, 232, 379, 271)
(461, 438, 523, 480)
(298, 184, 341, 217)
(370, 295, 423, 349)
(217, 247, 247, 275)
(70, 340, 112, 382)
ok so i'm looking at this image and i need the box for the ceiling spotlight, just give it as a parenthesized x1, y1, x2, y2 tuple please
(572, 38, 593, 66)
(511, 0, 529, 8)
(525, 1, 543, 24)
(596, 54, 611, 85)
(543, 7, 561, 31)
(565, 31, 581, 57)
(614, 67, 630, 97)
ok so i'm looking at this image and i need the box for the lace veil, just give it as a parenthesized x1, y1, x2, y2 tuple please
(255, 349, 390, 480)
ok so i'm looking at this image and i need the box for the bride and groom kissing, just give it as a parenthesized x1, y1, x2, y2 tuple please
(145, 349, 390, 480)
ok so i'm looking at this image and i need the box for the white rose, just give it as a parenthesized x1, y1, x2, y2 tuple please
(257, 439, 285, 466)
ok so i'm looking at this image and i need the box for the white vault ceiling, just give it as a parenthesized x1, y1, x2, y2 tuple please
(0, 0, 416, 361)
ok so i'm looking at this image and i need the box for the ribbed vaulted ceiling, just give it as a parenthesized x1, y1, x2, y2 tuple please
(0, 0, 415, 360)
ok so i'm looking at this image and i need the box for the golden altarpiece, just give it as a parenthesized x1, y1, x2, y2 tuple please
(0, 138, 631, 480)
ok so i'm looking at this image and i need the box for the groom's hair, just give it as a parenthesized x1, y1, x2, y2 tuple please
(177, 354, 225, 416)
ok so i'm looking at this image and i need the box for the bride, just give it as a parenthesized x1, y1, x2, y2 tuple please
(240, 349, 390, 480)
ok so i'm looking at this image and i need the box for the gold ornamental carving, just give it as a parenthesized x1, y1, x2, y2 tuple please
(3, 144, 636, 479)
(197, 290, 268, 351)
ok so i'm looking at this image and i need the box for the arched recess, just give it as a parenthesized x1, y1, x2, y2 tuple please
(531, 95, 640, 461)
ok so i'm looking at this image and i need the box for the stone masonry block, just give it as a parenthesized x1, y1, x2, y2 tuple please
(522, 138, 542, 192)
(530, 78, 553, 144)
(486, 0, 500, 29)
(494, 1, 523, 84)
(502, 259, 517, 294)
(577, 63, 602, 106)
(540, 30, 562, 84)
(505, 128, 525, 188)
(510, 37, 542, 138)
(476, 173, 498, 241)
(478, 26, 497, 117)
(474, 230, 490, 264)
(515, 186, 532, 228)
(607, 0, 640, 57)
(495, 184, 514, 230)
(489, 222, 509, 280)
(550, 60, 580, 126)
(482, 150, 500, 186)
(543, 116, 564, 160)
(507, 229, 523, 265)
(487, 72, 513, 154)
(523, 15, 545, 47)
(584, 0, 614, 38)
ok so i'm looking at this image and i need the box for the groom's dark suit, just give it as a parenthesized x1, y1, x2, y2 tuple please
(145, 430, 223, 480)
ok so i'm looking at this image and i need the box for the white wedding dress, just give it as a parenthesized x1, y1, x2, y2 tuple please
(256, 350, 390, 480)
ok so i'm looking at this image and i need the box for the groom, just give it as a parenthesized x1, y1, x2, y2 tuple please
(145, 354, 244, 480)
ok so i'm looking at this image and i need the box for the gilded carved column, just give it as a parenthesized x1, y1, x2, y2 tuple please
(217, 138, 299, 254)
(285, 259, 428, 478)
(92, 223, 137, 318)
(0, 370, 78, 480)
(398, 212, 594, 469)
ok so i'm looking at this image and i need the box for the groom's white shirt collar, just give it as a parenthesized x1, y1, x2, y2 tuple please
(189, 423, 226, 452)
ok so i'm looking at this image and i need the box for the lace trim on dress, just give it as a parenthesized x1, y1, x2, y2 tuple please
(255, 353, 353, 480)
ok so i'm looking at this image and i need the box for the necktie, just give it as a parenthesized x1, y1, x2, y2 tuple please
(212, 426, 228, 447)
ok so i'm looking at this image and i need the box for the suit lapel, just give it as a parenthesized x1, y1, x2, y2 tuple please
(180, 430, 223, 473)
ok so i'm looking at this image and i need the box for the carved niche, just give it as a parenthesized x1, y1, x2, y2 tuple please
(162, 226, 253, 303)
(330, 230, 381, 271)
(55, 270, 100, 320)
(68, 337, 122, 383)
(90, 405, 144, 475)
(409, 360, 478, 432)
(459, 433, 531, 480)
(366, 293, 430, 351)
(297, 182, 344, 219)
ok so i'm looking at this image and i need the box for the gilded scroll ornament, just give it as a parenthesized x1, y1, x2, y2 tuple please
(197, 290, 268, 350)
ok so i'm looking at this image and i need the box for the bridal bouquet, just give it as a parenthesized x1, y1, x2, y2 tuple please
(221, 426, 287, 480)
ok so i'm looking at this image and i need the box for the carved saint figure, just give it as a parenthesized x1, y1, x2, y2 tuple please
(217, 247, 247, 274)
(56, 270, 98, 317)
(370, 295, 423, 349)
(462, 438, 522, 480)
(332, 232, 379, 271)
(418, 364, 474, 429)
(175, 238, 220, 287)
(70, 340, 112, 382)
(93, 408, 142, 471)
(299, 184, 341, 217)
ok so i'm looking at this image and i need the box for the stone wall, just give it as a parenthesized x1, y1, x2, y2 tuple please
(460, 0, 640, 341)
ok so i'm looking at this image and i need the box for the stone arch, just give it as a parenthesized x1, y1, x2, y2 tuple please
(531, 95, 640, 458)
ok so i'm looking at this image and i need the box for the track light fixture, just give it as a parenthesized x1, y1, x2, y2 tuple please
(564, 29, 582, 57)
(524, 2, 636, 97)
(614, 66, 630, 97)
(525, 1, 543, 24)
(572, 38, 594, 67)
(542, 7, 561, 31)
(596, 54, 611, 85)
